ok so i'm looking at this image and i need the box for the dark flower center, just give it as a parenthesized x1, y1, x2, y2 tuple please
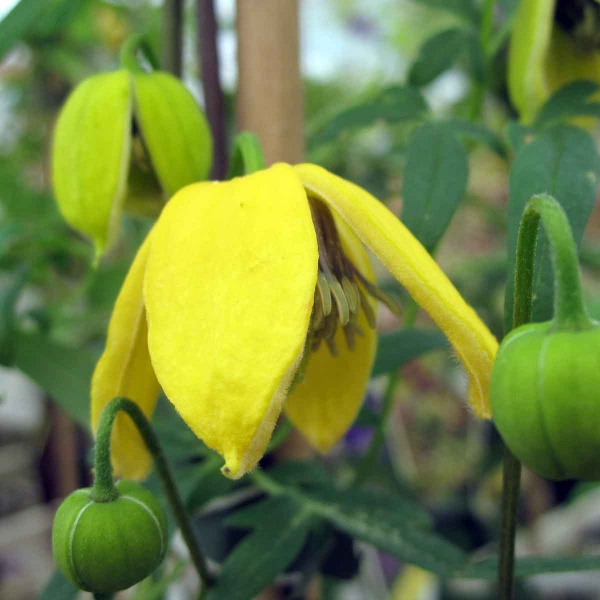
(305, 198, 401, 357)
(555, 0, 600, 51)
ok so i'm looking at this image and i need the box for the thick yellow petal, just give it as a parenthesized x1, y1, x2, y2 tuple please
(52, 70, 132, 258)
(285, 216, 377, 451)
(91, 234, 160, 480)
(295, 164, 498, 418)
(133, 72, 213, 196)
(144, 165, 318, 478)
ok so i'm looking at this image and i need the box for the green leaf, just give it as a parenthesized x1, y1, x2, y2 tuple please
(460, 555, 600, 579)
(13, 331, 96, 428)
(209, 497, 312, 600)
(0, 267, 29, 365)
(0, 0, 46, 59)
(401, 122, 469, 250)
(227, 132, 266, 178)
(505, 126, 599, 327)
(534, 81, 600, 129)
(504, 121, 533, 155)
(266, 460, 330, 487)
(443, 118, 507, 158)
(37, 570, 78, 600)
(0, 0, 84, 59)
(373, 328, 448, 376)
(309, 86, 428, 147)
(408, 29, 468, 87)
(411, 0, 480, 22)
(298, 487, 466, 577)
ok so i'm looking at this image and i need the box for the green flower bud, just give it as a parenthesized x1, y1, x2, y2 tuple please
(52, 480, 168, 593)
(508, 0, 600, 123)
(52, 61, 212, 259)
(491, 320, 600, 481)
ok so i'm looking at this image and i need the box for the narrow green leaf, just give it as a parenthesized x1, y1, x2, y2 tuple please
(13, 331, 96, 428)
(373, 328, 448, 376)
(37, 570, 78, 600)
(0, 267, 29, 365)
(408, 29, 467, 87)
(266, 460, 330, 487)
(460, 555, 600, 579)
(402, 122, 469, 250)
(442, 118, 507, 158)
(310, 86, 428, 147)
(227, 132, 266, 178)
(505, 126, 599, 327)
(209, 497, 312, 600)
(534, 81, 600, 129)
(299, 487, 466, 577)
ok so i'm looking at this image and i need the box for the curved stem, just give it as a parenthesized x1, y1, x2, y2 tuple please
(497, 193, 590, 598)
(514, 194, 591, 330)
(92, 397, 211, 591)
(120, 34, 160, 74)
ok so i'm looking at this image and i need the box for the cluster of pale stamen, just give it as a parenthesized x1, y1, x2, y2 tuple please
(307, 198, 402, 357)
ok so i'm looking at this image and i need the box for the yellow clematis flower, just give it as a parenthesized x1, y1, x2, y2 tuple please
(509, 0, 600, 123)
(91, 164, 498, 480)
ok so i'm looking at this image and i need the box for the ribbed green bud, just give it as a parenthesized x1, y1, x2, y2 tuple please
(52, 480, 168, 593)
(52, 63, 212, 260)
(491, 321, 600, 481)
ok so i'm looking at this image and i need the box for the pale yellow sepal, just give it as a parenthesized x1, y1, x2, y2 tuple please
(143, 165, 318, 479)
(295, 163, 498, 418)
(508, 0, 600, 124)
(91, 234, 160, 480)
(285, 216, 377, 451)
(52, 71, 132, 258)
(133, 72, 213, 196)
(508, 0, 554, 124)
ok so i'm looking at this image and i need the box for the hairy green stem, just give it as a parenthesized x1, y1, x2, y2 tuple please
(92, 397, 211, 592)
(163, 0, 184, 76)
(514, 194, 591, 330)
(497, 194, 589, 598)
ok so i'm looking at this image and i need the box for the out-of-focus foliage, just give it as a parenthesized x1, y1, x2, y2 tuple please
(3, 1, 600, 599)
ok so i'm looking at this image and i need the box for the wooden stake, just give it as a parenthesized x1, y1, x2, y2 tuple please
(236, 0, 304, 164)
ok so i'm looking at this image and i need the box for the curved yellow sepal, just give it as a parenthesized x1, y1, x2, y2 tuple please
(144, 165, 318, 479)
(285, 216, 377, 451)
(52, 71, 132, 258)
(91, 234, 160, 480)
(133, 72, 213, 197)
(295, 164, 498, 418)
